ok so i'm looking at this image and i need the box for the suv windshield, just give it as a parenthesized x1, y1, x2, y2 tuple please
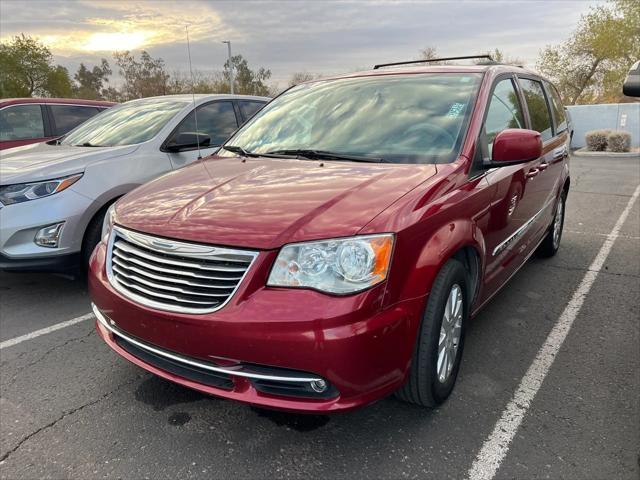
(61, 98, 188, 147)
(222, 73, 481, 164)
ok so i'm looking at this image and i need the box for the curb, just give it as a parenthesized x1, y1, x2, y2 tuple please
(571, 150, 640, 158)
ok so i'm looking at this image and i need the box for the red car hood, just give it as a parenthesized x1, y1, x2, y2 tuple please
(115, 156, 437, 250)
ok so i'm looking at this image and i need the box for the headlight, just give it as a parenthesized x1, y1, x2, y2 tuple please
(101, 203, 117, 242)
(267, 234, 394, 294)
(0, 173, 83, 206)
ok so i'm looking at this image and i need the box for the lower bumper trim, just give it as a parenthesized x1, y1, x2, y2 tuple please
(92, 303, 324, 384)
(0, 252, 80, 273)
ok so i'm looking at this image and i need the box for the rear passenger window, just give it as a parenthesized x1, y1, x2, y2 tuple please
(545, 83, 567, 134)
(50, 105, 100, 135)
(484, 78, 525, 150)
(239, 101, 266, 120)
(0, 104, 45, 141)
(519, 78, 553, 141)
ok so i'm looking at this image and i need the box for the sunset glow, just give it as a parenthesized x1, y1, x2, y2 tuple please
(82, 31, 151, 52)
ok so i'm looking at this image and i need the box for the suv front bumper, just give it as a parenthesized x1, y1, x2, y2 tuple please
(0, 188, 92, 273)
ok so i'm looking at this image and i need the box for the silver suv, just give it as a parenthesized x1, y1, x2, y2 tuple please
(0, 94, 269, 274)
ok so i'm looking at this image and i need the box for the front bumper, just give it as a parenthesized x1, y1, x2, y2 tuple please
(0, 188, 92, 272)
(0, 251, 81, 273)
(89, 242, 424, 413)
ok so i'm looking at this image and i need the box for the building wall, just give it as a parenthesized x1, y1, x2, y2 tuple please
(566, 103, 640, 149)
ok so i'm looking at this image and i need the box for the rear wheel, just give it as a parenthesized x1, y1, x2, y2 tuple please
(537, 192, 566, 258)
(395, 259, 468, 407)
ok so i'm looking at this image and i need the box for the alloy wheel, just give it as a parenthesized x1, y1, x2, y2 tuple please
(553, 198, 564, 249)
(437, 284, 463, 383)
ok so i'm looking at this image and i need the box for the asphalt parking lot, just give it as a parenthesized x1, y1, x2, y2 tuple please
(1, 155, 638, 480)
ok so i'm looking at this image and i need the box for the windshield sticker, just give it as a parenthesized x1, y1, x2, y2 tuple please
(447, 103, 466, 118)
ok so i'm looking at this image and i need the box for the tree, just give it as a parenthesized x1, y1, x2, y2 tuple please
(288, 71, 319, 87)
(74, 59, 112, 99)
(0, 34, 72, 97)
(46, 65, 73, 97)
(418, 46, 450, 65)
(114, 50, 170, 100)
(222, 55, 272, 95)
(537, 0, 640, 104)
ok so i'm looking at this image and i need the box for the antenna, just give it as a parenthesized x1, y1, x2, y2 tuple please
(185, 25, 202, 160)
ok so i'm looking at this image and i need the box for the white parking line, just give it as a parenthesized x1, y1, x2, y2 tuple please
(0, 312, 94, 350)
(468, 184, 640, 480)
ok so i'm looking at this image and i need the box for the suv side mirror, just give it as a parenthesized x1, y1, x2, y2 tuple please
(489, 129, 542, 166)
(166, 132, 211, 152)
(623, 61, 640, 97)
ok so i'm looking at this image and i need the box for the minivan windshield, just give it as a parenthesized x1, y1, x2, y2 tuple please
(61, 98, 188, 147)
(222, 73, 482, 164)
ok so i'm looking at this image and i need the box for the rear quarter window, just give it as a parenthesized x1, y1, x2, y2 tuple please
(50, 105, 101, 135)
(239, 101, 266, 121)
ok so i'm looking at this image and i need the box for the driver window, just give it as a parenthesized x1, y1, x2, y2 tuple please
(484, 79, 525, 154)
(171, 101, 238, 147)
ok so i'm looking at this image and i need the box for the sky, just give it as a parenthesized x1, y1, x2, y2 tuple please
(0, 0, 605, 87)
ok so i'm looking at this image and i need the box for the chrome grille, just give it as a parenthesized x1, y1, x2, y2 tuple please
(106, 227, 258, 314)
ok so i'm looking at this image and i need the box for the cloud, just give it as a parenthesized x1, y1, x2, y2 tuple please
(0, 0, 605, 86)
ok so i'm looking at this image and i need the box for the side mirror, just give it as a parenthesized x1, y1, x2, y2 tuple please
(166, 132, 211, 152)
(489, 129, 542, 166)
(623, 61, 640, 97)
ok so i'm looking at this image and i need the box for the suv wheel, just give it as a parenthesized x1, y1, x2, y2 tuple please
(395, 258, 468, 407)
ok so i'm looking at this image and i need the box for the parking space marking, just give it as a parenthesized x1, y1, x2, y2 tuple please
(468, 184, 640, 480)
(0, 312, 94, 350)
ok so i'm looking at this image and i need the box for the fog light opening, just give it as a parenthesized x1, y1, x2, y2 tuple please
(310, 379, 327, 393)
(34, 222, 65, 248)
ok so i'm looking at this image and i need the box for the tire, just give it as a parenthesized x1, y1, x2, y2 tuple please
(536, 192, 566, 258)
(395, 259, 468, 408)
(81, 207, 108, 275)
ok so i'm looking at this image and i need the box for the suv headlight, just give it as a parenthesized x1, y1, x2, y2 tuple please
(267, 234, 394, 294)
(0, 173, 83, 206)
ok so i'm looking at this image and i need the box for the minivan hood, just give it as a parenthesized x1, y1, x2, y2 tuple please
(0, 142, 139, 184)
(115, 156, 437, 250)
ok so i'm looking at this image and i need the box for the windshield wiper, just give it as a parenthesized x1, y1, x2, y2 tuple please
(265, 149, 386, 163)
(223, 145, 260, 157)
(223, 145, 298, 159)
(74, 142, 104, 147)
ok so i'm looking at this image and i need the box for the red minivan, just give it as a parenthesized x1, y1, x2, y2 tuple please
(90, 59, 570, 413)
(0, 98, 115, 150)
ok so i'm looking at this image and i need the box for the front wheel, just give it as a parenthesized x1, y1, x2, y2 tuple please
(537, 192, 566, 258)
(395, 259, 468, 408)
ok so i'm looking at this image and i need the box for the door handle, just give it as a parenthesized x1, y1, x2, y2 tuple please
(553, 147, 568, 161)
(538, 162, 549, 171)
(526, 168, 539, 179)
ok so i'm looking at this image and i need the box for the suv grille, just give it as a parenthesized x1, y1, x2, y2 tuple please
(106, 227, 258, 314)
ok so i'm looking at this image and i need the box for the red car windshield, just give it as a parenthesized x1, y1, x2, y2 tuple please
(222, 73, 482, 164)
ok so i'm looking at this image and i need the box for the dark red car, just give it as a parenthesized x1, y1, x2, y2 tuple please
(0, 98, 115, 150)
(90, 59, 570, 413)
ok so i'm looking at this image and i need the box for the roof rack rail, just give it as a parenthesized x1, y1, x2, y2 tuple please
(373, 55, 495, 70)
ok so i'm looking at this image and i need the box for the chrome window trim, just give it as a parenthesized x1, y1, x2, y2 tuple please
(92, 303, 322, 383)
(0, 103, 110, 111)
(106, 226, 259, 314)
(492, 195, 556, 257)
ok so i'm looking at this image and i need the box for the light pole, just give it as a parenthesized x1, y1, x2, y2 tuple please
(222, 40, 234, 94)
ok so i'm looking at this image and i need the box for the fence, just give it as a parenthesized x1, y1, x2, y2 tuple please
(566, 103, 640, 149)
